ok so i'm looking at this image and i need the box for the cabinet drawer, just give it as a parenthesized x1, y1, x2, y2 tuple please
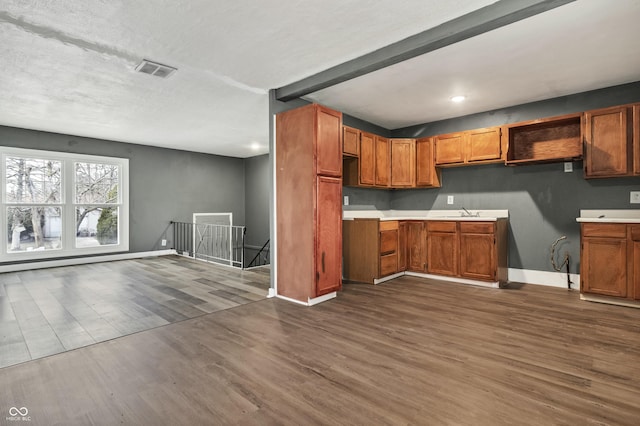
(380, 230, 398, 255)
(631, 225, 640, 241)
(582, 223, 627, 238)
(380, 253, 398, 277)
(459, 222, 494, 234)
(427, 221, 457, 233)
(379, 221, 398, 231)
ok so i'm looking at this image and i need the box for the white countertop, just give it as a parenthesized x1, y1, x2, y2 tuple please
(343, 209, 509, 222)
(576, 209, 640, 223)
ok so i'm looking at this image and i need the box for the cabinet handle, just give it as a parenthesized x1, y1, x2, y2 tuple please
(322, 252, 325, 273)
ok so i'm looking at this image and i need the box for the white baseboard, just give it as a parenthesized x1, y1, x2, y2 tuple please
(0, 249, 177, 273)
(308, 291, 336, 306)
(580, 293, 640, 309)
(508, 268, 579, 290)
(275, 294, 310, 306)
(267, 288, 276, 298)
(405, 271, 500, 288)
(373, 272, 404, 285)
(275, 291, 336, 306)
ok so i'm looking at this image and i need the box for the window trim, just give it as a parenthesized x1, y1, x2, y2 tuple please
(1, 147, 129, 261)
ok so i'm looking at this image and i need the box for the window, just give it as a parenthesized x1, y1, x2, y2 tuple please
(2, 147, 128, 261)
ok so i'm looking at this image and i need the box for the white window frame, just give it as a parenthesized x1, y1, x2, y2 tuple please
(1, 147, 129, 261)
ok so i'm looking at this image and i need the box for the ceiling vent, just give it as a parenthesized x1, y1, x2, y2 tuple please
(135, 59, 177, 78)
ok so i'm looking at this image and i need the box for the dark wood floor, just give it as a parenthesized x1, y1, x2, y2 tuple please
(0, 255, 269, 368)
(1, 275, 640, 425)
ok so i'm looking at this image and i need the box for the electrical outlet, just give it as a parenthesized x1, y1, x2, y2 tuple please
(344, 195, 349, 206)
(447, 195, 454, 205)
(564, 162, 573, 172)
(631, 191, 640, 204)
(161, 239, 167, 247)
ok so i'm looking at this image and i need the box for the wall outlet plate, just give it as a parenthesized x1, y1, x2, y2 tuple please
(631, 191, 640, 204)
(161, 239, 167, 246)
(343, 195, 349, 206)
(564, 162, 573, 172)
(447, 195, 454, 205)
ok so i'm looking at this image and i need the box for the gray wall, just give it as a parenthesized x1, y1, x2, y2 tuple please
(389, 81, 640, 273)
(244, 154, 270, 248)
(393, 163, 639, 273)
(343, 186, 392, 211)
(0, 125, 246, 255)
(393, 81, 640, 138)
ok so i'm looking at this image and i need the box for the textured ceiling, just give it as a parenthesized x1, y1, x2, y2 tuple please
(0, 0, 495, 157)
(1, 1, 638, 157)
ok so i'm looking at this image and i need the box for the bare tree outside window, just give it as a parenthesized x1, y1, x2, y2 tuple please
(5, 157, 121, 251)
(75, 162, 119, 247)
(5, 157, 62, 251)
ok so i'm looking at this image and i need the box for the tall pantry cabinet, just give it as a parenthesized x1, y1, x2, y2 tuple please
(276, 104, 343, 304)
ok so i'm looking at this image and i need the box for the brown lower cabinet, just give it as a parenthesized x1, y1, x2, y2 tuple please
(580, 223, 640, 300)
(343, 218, 508, 285)
(343, 219, 400, 283)
(427, 221, 458, 276)
(407, 221, 426, 272)
(398, 222, 408, 272)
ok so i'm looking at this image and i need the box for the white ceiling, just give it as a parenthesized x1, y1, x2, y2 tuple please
(306, 0, 640, 129)
(0, 1, 638, 157)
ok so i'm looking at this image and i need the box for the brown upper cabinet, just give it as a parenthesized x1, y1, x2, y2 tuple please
(390, 139, 416, 187)
(316, 106, 343, 177)
(435, 132, 465, 165)
(343, 129, 437, 189)
(435, 127, 502, 166)
(375, 136, 390, 187)
(635, 104, 640, 175)
(343, 126, 359, 157)
(584, 105, 635, 178)
(359, 132, 376, 186)
(416, 138, 441, 188)
(467, 127, 503, 162)
(505, 113, 582, 165)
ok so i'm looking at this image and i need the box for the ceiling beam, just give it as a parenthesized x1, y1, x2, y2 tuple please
(275, 0, 576, 102)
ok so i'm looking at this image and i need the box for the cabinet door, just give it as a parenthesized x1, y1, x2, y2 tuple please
(315, 176, 342, 296)
(359, 132, 375, 186)
(584, 106, 631, 177)
(435, 133, 465, 165)
(416, 138, 440, 187)
(316, 106, 342, 177)
(467, 127, 502, 162)
(634, 104, 640, 175)
(632, 226, 640, 300)
(375, 136, 390, 187)
(407, 222, 426, 272)
(427, 222, 458, 276)
(343, 126, 359, 157)
(390, 139, 415, 187)
(581, 237, 627, 297)
(460, 232, 496, 281)
(398, 222, 408, 272)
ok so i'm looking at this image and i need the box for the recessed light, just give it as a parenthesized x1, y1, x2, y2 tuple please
(450, 95, 466, 103)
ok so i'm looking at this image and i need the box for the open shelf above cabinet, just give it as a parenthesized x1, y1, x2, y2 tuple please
(505, 113, 583, 165)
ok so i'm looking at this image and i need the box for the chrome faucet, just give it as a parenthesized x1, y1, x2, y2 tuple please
(461, 207, 479, 217)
